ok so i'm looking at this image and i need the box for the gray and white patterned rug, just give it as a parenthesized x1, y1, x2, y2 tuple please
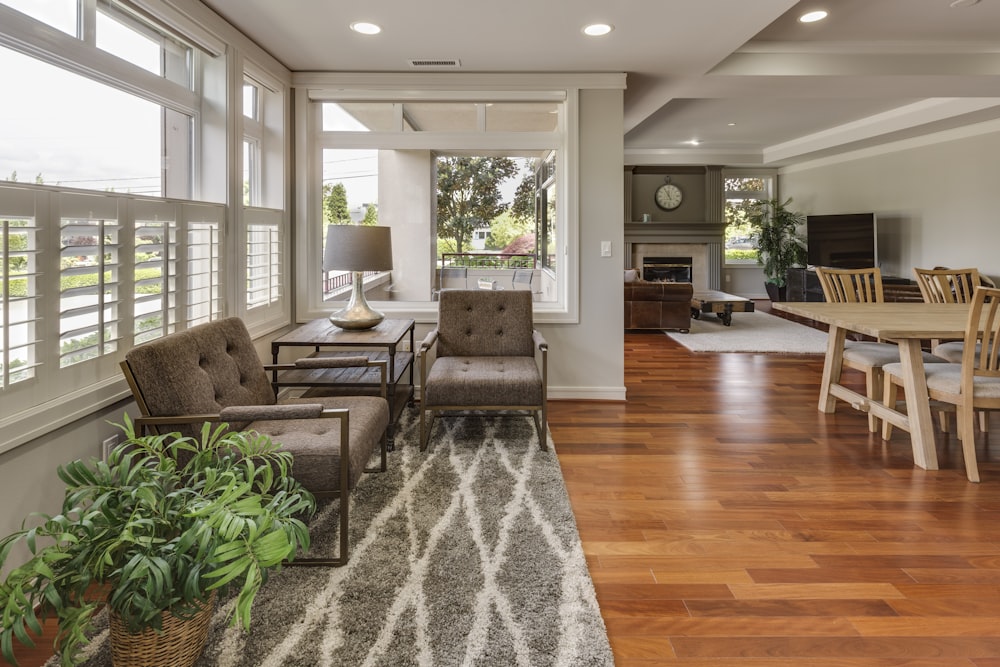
(52, 410, 614, 667)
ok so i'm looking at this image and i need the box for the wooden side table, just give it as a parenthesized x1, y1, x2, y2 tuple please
(270, 318, 415, 447)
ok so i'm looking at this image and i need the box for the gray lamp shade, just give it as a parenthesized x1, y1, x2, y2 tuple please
(323, 225, 393, 272)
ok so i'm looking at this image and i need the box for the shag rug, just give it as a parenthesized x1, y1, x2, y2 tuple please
(48, 410, 614, 667)
(666, 310, 829, 353)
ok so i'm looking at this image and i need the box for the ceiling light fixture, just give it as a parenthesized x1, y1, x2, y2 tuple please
(950, 0, 980, 7)
(686, 139, 701, 146)
(350, 21, 382, 35)
(582, 23, 613, 36)
(798, 10, 828, 23)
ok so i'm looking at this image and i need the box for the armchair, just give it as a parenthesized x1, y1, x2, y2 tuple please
(119, 317, 390, 566)
(418, 290, 548, 451)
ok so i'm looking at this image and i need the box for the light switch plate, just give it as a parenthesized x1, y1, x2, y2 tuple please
(600, 241, 612, 257)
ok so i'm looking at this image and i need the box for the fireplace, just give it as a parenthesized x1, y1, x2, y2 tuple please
(643, 256, 692, 283)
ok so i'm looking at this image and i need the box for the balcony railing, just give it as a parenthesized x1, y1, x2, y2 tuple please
(441, 253, 536, 269)
(322, 269, 379, 294)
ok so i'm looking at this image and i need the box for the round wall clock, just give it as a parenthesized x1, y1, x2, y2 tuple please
(654, 182, 683, 211)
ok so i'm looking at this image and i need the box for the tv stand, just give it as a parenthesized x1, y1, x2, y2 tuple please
(785, 268, 921, 303)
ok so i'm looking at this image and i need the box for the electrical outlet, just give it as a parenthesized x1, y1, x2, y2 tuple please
(102, 435, 118, 460)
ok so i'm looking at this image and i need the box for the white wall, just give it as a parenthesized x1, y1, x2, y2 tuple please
(541, 88, 626, 400)
(780, 121, 1000, 284)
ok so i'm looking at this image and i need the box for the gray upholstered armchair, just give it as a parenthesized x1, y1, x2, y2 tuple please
(418, 289, 548, 451)
(119, 317, 389, 566)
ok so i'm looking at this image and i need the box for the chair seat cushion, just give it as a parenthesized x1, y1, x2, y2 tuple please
(247, 395, 388, 492)
(423, 356, 542, 408)
(842, 341, 943, 367)
(883, 362, 1000, 398)
(933, 341, 978, 363)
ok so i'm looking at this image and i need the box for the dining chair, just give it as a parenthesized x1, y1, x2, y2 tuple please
(914, 267, 980, 360)
(882, 286, 1000, 482)
(815, 266, 943, 434)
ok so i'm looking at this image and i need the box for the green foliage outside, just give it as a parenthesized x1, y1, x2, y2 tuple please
(486, 211, 532, 250)
(361, 203, 378, 226)
(436, 156, 518, 255)
(322, 182, 350, 225)
(724, 248, 757, 261)
(6, 268, 163, 298)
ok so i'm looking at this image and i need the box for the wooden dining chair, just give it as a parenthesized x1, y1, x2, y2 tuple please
(882, 286, 1000, 482)
(912, 267, 987, 433)
(815, 266, 943, 434)
(914, 267, 980, 359)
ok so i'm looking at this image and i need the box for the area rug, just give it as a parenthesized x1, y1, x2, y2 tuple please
(666, 310, 829, 353)
(48, 410, 614, 667)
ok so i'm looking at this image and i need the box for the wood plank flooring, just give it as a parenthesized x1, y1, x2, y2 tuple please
(9, 308, 1000, 666)
(550, 312, 1000, 666)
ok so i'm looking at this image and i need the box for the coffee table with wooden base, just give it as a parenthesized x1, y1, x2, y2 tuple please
(691, 290, 755, 326)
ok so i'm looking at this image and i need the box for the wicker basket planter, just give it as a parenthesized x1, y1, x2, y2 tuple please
(108, 594, 215, 667)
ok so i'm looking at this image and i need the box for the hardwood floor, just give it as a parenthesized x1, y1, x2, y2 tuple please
(550, 315, 1000, 666)
(10, 309, 1000, 666)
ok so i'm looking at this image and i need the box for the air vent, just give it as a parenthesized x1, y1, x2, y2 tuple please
(408, 59, 461, 68)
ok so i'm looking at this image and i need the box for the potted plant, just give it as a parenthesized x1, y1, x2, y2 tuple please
(0, 417, 316, 667)
(748, 197, 808, 301)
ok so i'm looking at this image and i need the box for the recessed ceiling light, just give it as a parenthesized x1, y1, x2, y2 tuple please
(950, 0, 980, 7)
(582, 23, 613, 36)
(686, 139, 701, 146)
(350, 21, 381, 35)
(727, 122, 736, 127)
(798, 10, 828, 23)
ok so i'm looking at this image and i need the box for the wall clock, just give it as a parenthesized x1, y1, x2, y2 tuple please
(654, 181, 683, 211)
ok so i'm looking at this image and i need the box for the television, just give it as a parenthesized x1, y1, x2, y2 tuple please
(806, 212, 877, 269)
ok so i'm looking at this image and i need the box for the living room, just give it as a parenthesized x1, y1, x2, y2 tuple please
(2, 0, 1000, 664)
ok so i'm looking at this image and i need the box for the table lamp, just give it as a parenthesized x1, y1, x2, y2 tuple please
(323, 224, 393, 329)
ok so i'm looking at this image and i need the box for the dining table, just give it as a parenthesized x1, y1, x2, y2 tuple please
(771, 301, 971, 471)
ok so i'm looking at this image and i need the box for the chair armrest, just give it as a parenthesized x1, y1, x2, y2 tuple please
(264, 355, 371, 371)
(419, 329, 439, 355)
(220, 403, 325, 422)
(532, 329, 548, 352)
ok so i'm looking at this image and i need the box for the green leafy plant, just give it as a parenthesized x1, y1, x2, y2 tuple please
(747, 197, 807, 287)
(0, 417, 316, 666)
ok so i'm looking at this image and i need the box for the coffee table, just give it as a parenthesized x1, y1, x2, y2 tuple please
(691, 290, 755, 326)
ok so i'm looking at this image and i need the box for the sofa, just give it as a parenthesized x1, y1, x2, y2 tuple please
(624, 274, 693, 332)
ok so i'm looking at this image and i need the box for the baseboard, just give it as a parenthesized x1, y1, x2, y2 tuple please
(548, 386, 627, 401)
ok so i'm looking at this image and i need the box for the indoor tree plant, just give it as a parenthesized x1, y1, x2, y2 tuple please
(0, 417, 316, 667)
(748, 197, 807, 301)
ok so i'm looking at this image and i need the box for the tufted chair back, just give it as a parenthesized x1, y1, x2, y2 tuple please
(123, 317, 276, 438)
(435, 289, 535, 358)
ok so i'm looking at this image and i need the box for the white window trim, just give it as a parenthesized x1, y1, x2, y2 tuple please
(293, 78, 581, 326)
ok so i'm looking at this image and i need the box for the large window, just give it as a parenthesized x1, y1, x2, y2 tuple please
(0, 0, 288, 452)
(724, 173, 774, 264)
(299, 89, 569, 318)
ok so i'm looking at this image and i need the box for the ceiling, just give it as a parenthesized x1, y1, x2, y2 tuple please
(200, 0, 1000, 167)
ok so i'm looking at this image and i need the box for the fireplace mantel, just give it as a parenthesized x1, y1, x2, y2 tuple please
(624, 222, 727, 244)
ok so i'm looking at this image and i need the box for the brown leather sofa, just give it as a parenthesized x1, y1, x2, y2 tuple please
(624, 281, 693, 332)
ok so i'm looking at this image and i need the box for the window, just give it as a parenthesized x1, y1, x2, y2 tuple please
(724, 173, 774, 264)
(1, 208, 38, 388)
(0, 1, 243, 451)
(0, 25, 199, 199)
(240, 69, 288, 330)
(58, 197, 120, 367)
(300, 90, 568, 318)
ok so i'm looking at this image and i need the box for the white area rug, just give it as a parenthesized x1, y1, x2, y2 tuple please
(666, 310, 829, 353)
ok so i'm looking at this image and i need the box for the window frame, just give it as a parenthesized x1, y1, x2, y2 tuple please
(722, 169, 777, 266)
(293, 76, 581, 325)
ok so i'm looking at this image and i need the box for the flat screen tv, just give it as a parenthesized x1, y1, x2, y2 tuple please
(806, 212, 877, 269)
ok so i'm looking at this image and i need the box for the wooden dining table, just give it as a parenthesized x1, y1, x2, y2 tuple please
(771, 301, 971, 471)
